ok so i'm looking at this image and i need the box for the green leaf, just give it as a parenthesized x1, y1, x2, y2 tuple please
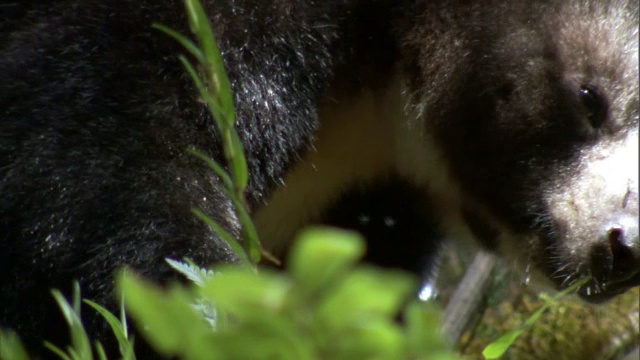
(166, 258, 215, 286)
(83, 299, 134, 358)
(183, 0, 235, 124)
(119, 271, 215, 360)
(160, 0, 255, 268)
(482, 329, 525, 359)
(50, 285, 92, 360)
(482, 277, 592, 358)
(179, 55, 225, 124)
(227, 129, 248, 192)
(288, 227, 366, 293)
(404, 301, 452, 357)
(208, 320, 314, 360)
(231, 197, 262, 264)
(188, 147, 234, 192)
(202, 268, 291, 317)
(192, 208, 250, 266)
(329, 318, 404, 360)
(315, 268, 416, 330)
(0, 330, 31, 360)
(94, 343, 108, 360)
(43, 342, 72, 360)
(151, 23, 205, 63)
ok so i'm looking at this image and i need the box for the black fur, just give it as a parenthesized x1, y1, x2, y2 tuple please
(0, 0, 404, 356)
(320, 177, 443, 282)
(2, 0, 638, 358)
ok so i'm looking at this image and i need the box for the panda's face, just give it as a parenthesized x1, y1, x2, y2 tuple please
(402, 0, 639, 301)
(531, 4, 639, 301)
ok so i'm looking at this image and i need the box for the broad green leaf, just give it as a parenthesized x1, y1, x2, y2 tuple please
(288, 227, 365, 293)
(202, 268, 290, 316)
(482, 329, 525, 359)
(315, 268, 415, 330)
(209, 319, 314, 360)
(330, 319, 404, 360)
(118, 272, 212, 359)
(404, 301, 452, 356)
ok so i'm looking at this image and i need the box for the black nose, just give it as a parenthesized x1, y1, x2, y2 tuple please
(606, 224, 640, 285)
(580, 219, 640, 303)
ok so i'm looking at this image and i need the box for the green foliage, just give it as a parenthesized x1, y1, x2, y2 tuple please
(135, 3, 457, 358)
(28, 282, 134, 360)
(482, 277, 591, 359)
(121, 227, 461, 360)
(142, 3, 459, 359)
(0, 283, 135, 360)
(166, 257, 216, 286)
(44, 284, 98, 360)
(153, 0, 261, 266)
(0, 329, 30, 360)
(0, 2, 457, 359)
(83, 299, 135, 360)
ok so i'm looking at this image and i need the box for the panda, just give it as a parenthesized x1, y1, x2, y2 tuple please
(0, 1, 414, 356)
(1, 0, 638, 358)
(256, 0, 640, 303)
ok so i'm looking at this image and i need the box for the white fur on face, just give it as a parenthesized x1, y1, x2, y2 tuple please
(543, 129, 639, 282)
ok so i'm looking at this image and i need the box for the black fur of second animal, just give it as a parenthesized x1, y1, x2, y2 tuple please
(0, 1, 408, 357)
(320, 177, 443, 283)
(1, 0, 639, 359)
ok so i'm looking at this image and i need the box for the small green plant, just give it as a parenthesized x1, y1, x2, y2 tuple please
(1, 1, 587, 359)
(0, 281, 134, 360)
(153, 0, 261, 266)
(121, 227, 461, 360)
(481, 277, 591, 359)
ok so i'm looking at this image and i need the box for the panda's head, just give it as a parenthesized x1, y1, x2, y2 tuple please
(401, 0, 639, 302)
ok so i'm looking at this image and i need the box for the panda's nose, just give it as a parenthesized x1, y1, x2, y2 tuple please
(605, 220, 640, 285)
(590, 216, 640, 290)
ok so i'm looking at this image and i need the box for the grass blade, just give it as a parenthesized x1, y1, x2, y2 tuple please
(152, 23, 205, 63)
(192, 208, 250, 266)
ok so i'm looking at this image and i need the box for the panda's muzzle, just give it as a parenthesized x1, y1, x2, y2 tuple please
(578, 215, 640, 303)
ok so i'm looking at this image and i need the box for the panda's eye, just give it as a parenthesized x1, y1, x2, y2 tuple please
(579, 85, 608, 129)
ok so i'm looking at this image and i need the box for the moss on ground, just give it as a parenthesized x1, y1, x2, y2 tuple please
(459, 278, 639, 360)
